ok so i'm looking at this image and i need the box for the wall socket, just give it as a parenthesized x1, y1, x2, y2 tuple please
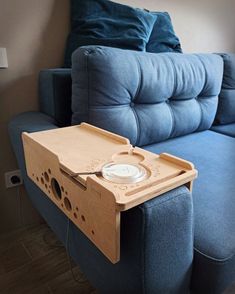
(5, 170, 23, 188)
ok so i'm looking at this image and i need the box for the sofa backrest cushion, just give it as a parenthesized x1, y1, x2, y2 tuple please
(215, 53, 235, 124)
(72, 46, 223, 146)
(39, 69, 72, 127)
(146, 12, 182, 54)
(64, 0, 156, 67)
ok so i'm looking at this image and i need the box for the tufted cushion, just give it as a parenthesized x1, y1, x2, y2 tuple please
(215, 53, 235, 124)
(72, 46, 223, 146)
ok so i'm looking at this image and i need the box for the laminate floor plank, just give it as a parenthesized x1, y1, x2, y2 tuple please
(0, 224, 96, 294)
(48, 267, 94, 294)
(0, 241, 31, 274)
(0, 224, 46, 250)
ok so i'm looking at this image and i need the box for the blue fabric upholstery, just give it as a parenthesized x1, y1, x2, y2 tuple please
(72, 46, 223, 146)
(8, 111, 193, 294)
(8, 112, 59, 179)
(144, 130, 235, 294)
(215, 53, 235, 124)
(39, 69, 72, 127)
(211, 123, 235, 137)
(146, 12, 182, 54)
(64, 0, 156, 67)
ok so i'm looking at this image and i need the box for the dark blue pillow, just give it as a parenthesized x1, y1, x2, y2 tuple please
(64, 0, 157, 67)
(146, 12, 182, 53)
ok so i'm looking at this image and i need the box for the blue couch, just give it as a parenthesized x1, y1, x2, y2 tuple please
(8, 47, 235, 294)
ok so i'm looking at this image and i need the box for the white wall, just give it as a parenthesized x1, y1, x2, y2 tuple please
(0, 0, 69, 233)
(116, 0, 235, 53)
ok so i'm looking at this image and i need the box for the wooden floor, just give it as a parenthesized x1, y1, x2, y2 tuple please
(0, 223, 97, 294)
(1, 224, 234, 294)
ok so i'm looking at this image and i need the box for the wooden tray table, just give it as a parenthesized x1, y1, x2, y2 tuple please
(22, 123, 197, 263)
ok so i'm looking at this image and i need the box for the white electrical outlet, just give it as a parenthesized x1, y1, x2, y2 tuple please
(5, 170, 23, 188)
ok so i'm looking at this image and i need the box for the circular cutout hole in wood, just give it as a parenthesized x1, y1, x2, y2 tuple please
(81, 215, 86, 222)
(51, 178, 62, 200)
(64, 197, 72, 211)
(44, 171, 49, 182)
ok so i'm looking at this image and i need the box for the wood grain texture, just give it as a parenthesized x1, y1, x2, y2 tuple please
(0, 224, 97, 294)
(22, 123, 197, 263)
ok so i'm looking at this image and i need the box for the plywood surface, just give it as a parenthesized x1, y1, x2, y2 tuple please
(22, 123, 197, 263)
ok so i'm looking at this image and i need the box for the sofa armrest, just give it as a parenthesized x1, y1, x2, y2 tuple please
(8, 111, 59, 173)
(8, 111, 193, 293)
(215, 53, 235, 124)
(71, 185, 193, 294)
(120, 185, 193, 294)
(39, 68, 72, 127)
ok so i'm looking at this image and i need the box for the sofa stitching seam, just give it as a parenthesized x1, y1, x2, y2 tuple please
(197, 95, 217, 98)
(194, 247, 235, 264)
(86, 51, 90, 122)
(192, 55, 209, 131)
(132, 58, 142, 146)
(166, 55, 178, 137)
(131, 107, 140, 146)
(167, 55, 177, 97)
(195, 55, 207, 130)
(195, 98, 203, 131)
(133, 57, 142, 101)
(195, 54, 208, 98)
(166, 102, 175, 138)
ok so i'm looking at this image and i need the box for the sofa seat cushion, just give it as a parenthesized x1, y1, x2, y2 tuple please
(211, 123, 235, 138)
(144, 130, 235, 293)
